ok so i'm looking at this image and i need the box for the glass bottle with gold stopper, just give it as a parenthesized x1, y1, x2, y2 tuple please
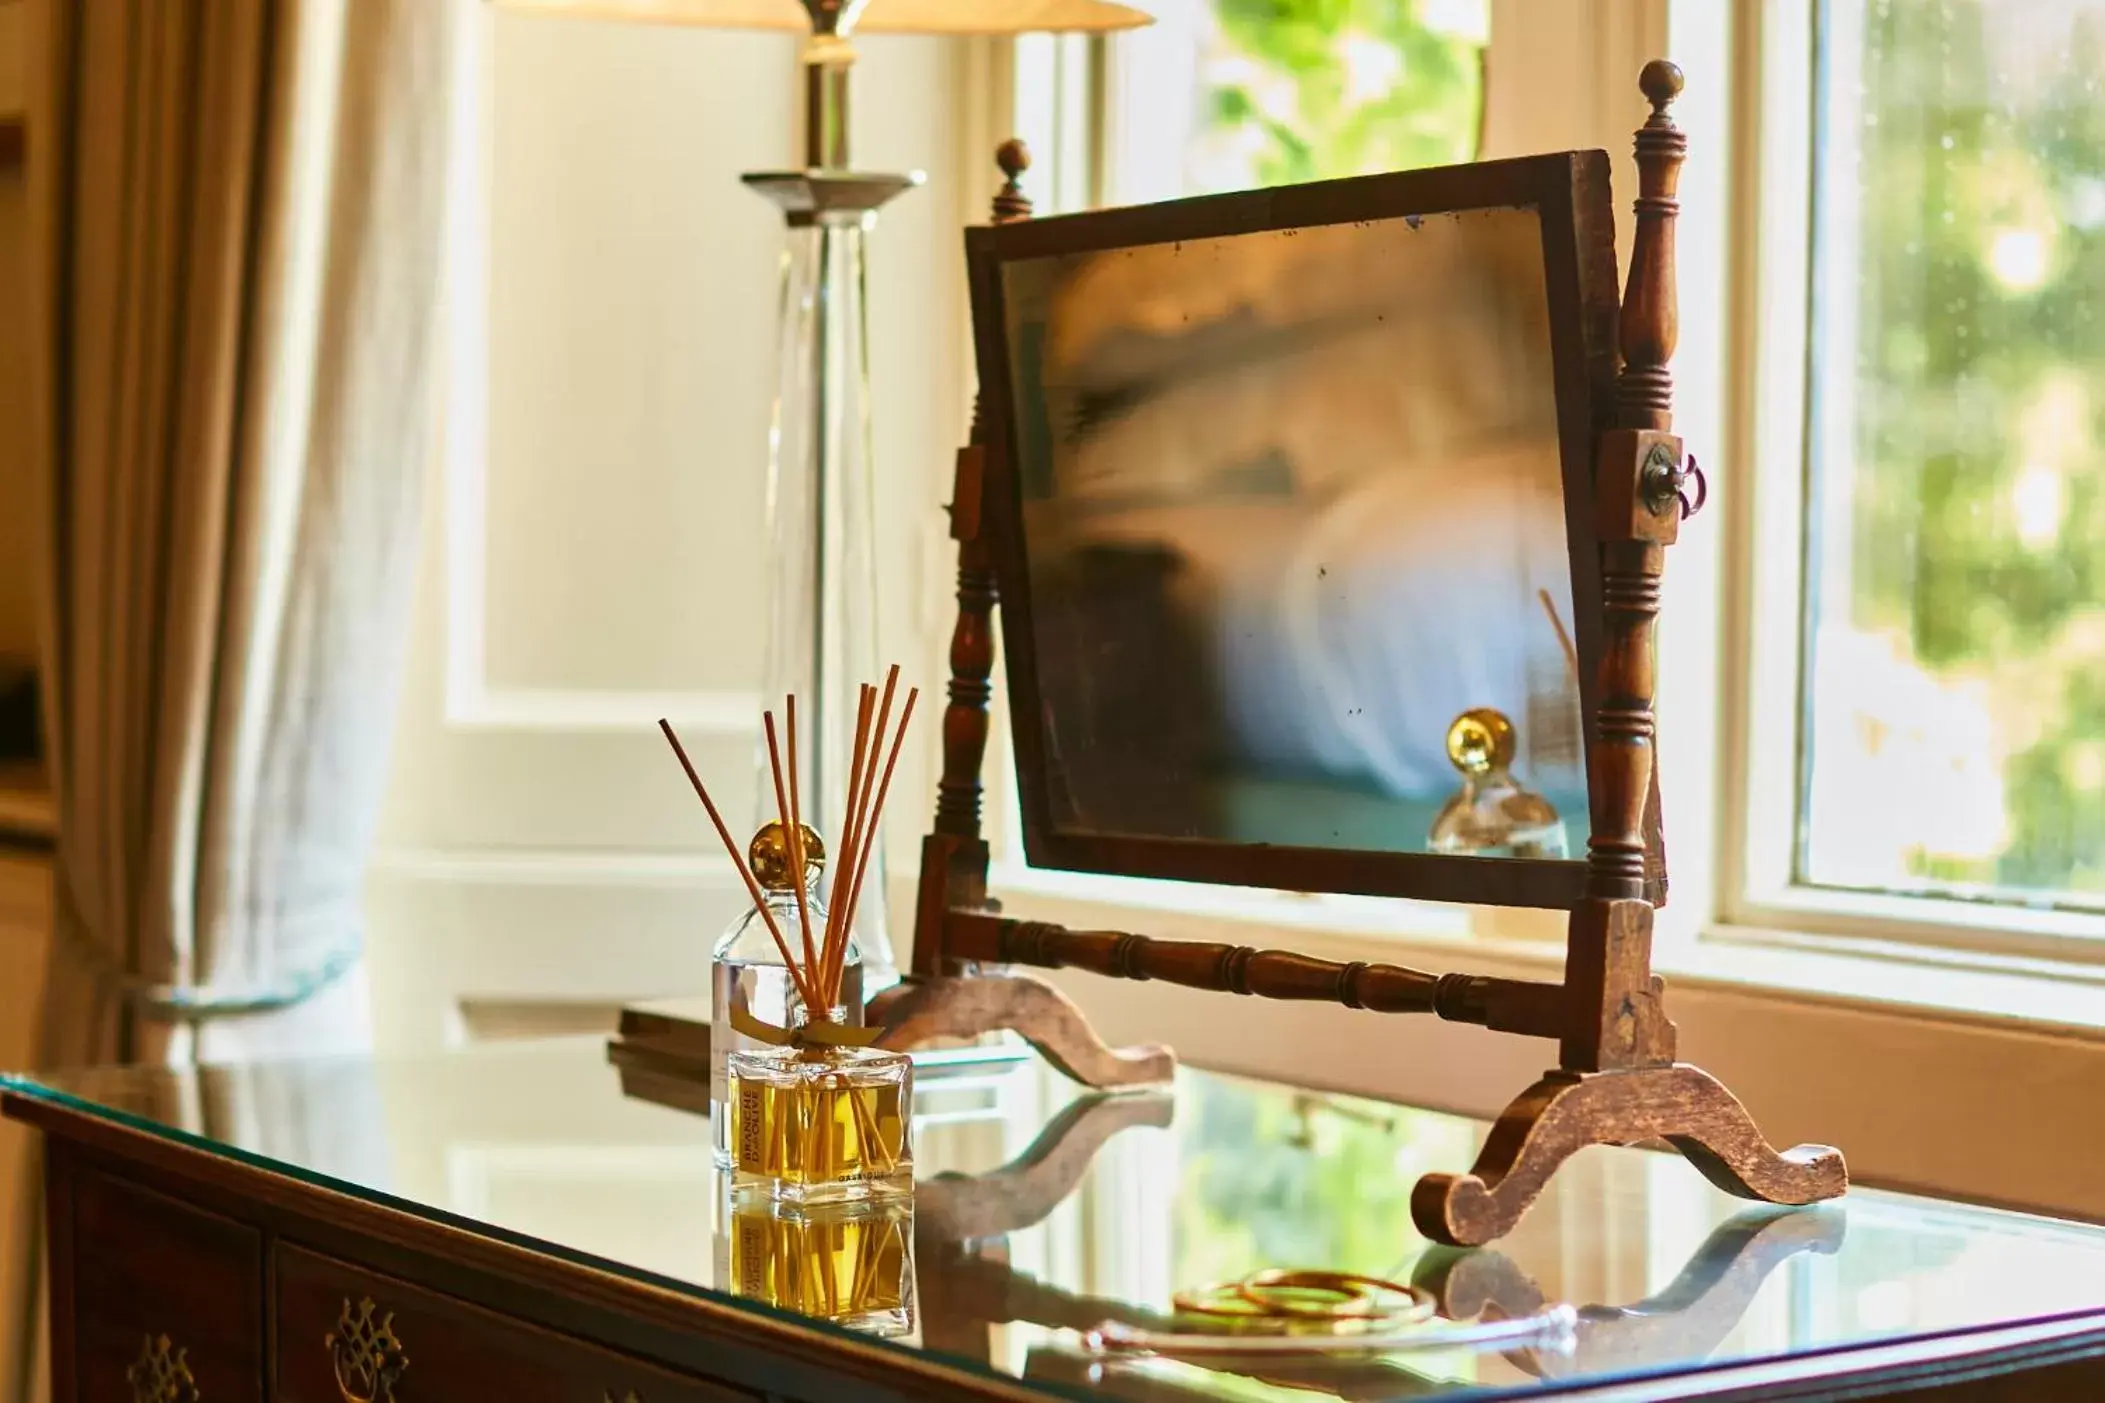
(1428, 707, 1569, 859)
(711, 821, 863, 1167)
(726, 1013, 913, 1206)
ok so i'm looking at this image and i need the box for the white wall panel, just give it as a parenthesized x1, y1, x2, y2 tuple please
(370, 8, 971, 1052)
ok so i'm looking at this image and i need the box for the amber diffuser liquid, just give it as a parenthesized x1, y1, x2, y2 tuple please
(727, 1044, 912, 1205)
(709, 953, 864, 1165)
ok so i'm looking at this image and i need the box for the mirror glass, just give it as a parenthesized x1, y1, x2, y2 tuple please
(1001, 206, 1589, 861)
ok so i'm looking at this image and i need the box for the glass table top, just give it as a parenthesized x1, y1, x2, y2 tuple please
(9, 1038, 2105, 1399)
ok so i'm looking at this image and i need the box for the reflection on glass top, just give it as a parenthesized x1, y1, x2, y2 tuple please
(1001, 207, 1588, 860)
(11, 1041, 2105, 1399)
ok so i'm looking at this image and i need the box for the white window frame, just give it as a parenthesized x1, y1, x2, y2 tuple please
(1713, 0, 2105, 967)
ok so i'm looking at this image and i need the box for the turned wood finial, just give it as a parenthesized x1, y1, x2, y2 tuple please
(1639, 58, 1683, 116)
(927, 139, 1035, 866)
(970, 141, 1033, 442)
(992, 139, 1033, 224)
(1618, 61, 1686, 431)
(1577, 65, 1696, 923)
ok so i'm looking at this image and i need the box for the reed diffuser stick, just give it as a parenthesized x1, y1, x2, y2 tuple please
(1538, 587, 1580, 680)
(837, 686, 918, 996)
(819, 685, 878, 1009)
(829, 686, 875, 940)
(784, 696, 820, 979)
(658, 718, 818, 1010)
(764, 711, 820, 977)
(826, 667, 900, 1001)
(666, 671, 917, 1029)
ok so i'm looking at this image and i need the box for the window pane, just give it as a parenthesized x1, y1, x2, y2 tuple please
(1802, 1, 2105, 905)
(1110, 0, 1488, 204)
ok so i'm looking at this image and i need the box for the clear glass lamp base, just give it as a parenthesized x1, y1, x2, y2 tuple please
(746, 168, 923, 991)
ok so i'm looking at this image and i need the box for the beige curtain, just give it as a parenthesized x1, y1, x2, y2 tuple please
(9, 1, 459, 1397)
(26, 0, 457, 1055)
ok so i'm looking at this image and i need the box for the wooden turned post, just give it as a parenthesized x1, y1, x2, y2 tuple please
(1563, 59, 1688, 1075)
(911, 141, 1035, 978)
(1412, 63, 1847, 1246)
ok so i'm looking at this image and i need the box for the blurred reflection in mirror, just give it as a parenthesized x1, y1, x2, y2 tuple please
(1003, 207, 1585, 858)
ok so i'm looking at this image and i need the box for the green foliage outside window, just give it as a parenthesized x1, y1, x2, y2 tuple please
(1199, 0, 1487, 190)
(1815, 0, 2105, 900)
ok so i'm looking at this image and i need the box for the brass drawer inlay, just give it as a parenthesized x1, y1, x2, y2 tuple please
(325, 1298, 407, 1402)
(127, 1334, 201, 1403)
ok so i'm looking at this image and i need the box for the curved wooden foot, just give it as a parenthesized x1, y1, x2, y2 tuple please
(868, 974, 1176, 1088)
(1411, 1063, 1846, 1247)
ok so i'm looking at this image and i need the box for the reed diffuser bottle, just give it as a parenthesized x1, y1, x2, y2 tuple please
(661, 670, 918, 1206)
(710, 821, 863, 1167)
(725, 1009, 912, 1204)
(1429, 707, 1569, 859)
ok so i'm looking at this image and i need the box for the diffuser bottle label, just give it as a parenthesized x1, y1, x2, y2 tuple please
(737, 1078, 767, 1171)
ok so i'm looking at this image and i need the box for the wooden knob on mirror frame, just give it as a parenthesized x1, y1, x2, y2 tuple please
(1640, 59, 1683, 114)
(993, 139, 1033, 223)
(996, 138, 1030, 181)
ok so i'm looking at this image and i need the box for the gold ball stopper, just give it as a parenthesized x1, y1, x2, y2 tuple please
(1445, 708, 1517, 777)
(748, 820, 826, 891)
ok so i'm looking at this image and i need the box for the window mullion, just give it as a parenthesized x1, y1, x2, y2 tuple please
(1720, 0, 1819, 928)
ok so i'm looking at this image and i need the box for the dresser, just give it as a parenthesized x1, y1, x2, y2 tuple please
(0, 760, 54, 1391)
(10, 1040, 2105, 1401)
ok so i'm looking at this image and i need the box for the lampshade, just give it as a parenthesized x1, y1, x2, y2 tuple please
(500, 0, 1152, 35)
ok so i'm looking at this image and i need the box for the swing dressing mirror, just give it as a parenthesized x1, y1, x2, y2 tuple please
(967, 155, 1658, 909)
(885, 70, 1846, 1250)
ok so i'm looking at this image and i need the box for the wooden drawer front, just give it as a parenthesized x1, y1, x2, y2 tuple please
(275, 1244, 757, 1403)
(71, 1168, 264, 1403)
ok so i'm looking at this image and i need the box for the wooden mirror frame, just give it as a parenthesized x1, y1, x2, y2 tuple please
(966, 151, 1660, 911)
(871, 64, 1848, 1247)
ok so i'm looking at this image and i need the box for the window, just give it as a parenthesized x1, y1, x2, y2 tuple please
(1797, 0, 2105, 914)
(1024, 1, 2105, 953)
(1106, 0, 1489, 204)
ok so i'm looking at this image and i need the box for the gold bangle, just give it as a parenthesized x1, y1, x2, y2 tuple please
(1171, 1284, 1274, 1319)
(1171, 1269, 1434, 1330)
(1238, 1269, 1431, 1323)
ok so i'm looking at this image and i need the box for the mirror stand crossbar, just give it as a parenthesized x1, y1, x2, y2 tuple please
(878, 72, 1847, 1246)
(947, 911, 1565, 1033)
